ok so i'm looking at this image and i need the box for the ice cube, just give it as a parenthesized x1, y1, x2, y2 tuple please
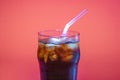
(49, 52, 58, 61)
(38, 42, 46, 59)
(46, 43, 59, 47)
(67, 43, 78, 49)
(62, 55, 73, 62)
(49, 37, 67, 44)
(49, 38, 62, 44)
(38, 49, 44, 59)
(44, 53, 48, 63)
(46, 44, 54, 47)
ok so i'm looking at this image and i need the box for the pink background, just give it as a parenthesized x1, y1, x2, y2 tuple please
(0, 0, 120, 80)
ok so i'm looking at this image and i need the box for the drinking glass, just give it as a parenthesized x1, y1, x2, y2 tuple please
(37, 30, 80, 80)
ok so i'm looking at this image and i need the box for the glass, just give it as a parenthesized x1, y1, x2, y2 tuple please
(37, 30, 80, 80)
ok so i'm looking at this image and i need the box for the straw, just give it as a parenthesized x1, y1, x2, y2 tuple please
(62, 9, 88, 35)
(49, 9, 88, 44)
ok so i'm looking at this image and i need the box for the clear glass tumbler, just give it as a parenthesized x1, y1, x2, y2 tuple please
(37, 30, 80, 80)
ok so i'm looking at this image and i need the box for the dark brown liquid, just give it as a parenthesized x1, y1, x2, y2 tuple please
(38, 41, 80, 80)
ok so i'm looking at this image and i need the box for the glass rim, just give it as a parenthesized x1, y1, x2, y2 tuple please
(38, 29, 80, 37)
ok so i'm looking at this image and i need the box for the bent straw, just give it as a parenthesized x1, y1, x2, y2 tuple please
(62, 9, 88, 35)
